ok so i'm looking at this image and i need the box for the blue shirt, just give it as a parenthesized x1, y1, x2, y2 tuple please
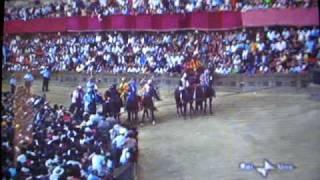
(10, 78, 17, 85)
(84, 91, 96, 106)
(24, 73, 34, 82)
(86, 81, 96, 92)
(129, 81, 138, 94)
(41, 69, 51, 78)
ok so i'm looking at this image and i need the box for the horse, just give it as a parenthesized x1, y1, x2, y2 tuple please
(141, 86, 161, 125)
(125, 92, 141, 125)
(202, 85, 215, 114)
(104, 87, 123, 120)
(174, 87, 187, 119)
(174, 85, 195, 119)
(194, 84, 205, 114)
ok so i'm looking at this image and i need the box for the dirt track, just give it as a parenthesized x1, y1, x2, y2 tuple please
(2, 80, 320, 180)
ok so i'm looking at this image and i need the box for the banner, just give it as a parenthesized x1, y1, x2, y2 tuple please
(3, 8, 319, 34)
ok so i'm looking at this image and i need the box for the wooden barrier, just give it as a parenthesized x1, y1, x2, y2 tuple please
(3, 71, 312, 91)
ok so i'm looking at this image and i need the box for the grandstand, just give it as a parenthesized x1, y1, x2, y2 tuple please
(1, 0, 320, 179)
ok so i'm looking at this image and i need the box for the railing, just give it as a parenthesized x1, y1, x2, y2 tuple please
(3, 71, 312, 91)
(4, 8, 319, 34)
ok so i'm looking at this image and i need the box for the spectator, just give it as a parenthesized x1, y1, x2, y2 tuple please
(9, 74, 17, 94)
(2, 89, 138, 179)
(3, 27, 320, 76)
(40, 66, 51, 92)
(23, 70, 34, 95)
(4, 0, 317, 21)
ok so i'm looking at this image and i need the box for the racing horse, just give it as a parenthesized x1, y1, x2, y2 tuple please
(103, 85, 123, 120)
(141, 85, 161, 125)
(174, 80, 195, 119)
(202, 68, 216, 114)
(125, 91, 141, 125)
(174, 85, 187, 119)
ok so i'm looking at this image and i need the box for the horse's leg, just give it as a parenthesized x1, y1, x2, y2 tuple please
(209, 97, 213, 114)
(200, 99, 204, 113)
(146, 108, 149, 119)
(127, 111, 131, 124)
(204, 97, 207, 114)
(151, 108, 155, 125)
(141, 108, 147, 124)
(176, 104, 180, 117)
(183, 103, 187, 120)
(135, 110, 139, 125)
(189, 101, 194, 118)
(195, 101, 199, 114)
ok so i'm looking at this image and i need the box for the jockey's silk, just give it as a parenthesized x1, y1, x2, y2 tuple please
(200, 72, 209, 87)
(118, 82, 129, 97)
(181, 77, 189, 89)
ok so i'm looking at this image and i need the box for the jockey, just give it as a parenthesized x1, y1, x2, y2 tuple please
(208, 62, 215, 87)
(200, 69, 210, 88)
(118, 77, 129, 98)
(109, 84, 121, 104)
(127, 90, 136, 103)
(142, 79, 151, 96)
(143, 79, 161, 100)
(129, 78, 138, 95)
(180, 72, 190, 90)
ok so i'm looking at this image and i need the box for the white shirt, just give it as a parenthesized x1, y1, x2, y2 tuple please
(120, 148, 131, 165)
(91, 154, 106, 172)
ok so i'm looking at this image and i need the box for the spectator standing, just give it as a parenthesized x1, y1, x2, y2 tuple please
(9, 74, 17, 94)
(40, 66, 51, 92)
(23, 70, 34, 95)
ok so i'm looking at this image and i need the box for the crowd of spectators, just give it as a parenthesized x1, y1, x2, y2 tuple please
(1, 92, 16, 179)
(4, 0, 317, 21)
(1, 88, 138, 179)
(3, 27, 320, 75)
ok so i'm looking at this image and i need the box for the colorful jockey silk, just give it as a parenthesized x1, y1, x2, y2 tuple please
(118, 82, 129, 97)
(129, 80, 139, 95)
(200, 71, 210, 87)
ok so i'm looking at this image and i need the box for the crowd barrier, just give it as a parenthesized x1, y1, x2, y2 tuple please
(4, 8, 319, 34)
(113, 162, 137, 180)
(3, 71, 312, 91)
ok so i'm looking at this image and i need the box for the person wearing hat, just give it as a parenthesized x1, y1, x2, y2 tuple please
(40, 66, 51, 92)
(9, 74, 17, 94)
(23, 70, 34, 95)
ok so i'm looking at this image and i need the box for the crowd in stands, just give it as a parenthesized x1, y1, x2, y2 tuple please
(4, 0, 317, 21)
(3, 27, 320, 75)
(1, 87, 138, 179)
